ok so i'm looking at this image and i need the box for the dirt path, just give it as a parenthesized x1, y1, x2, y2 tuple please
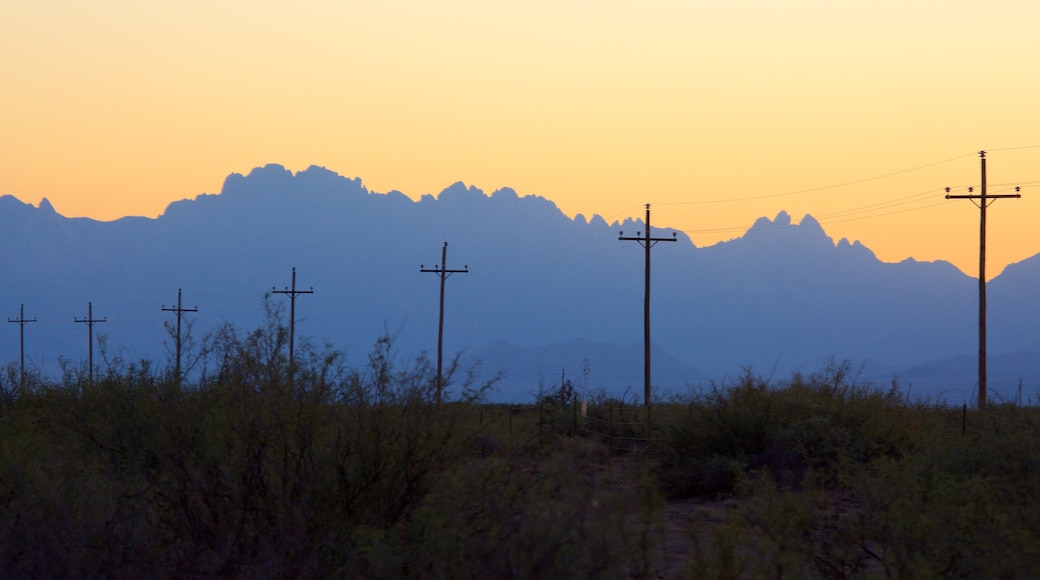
(651, 498, 743, 578)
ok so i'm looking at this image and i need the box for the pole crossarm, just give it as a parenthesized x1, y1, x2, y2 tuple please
(420, 242, 469, 405)
(7, 305, 37, 327)
(943, 150, 1022, 411)
(272, 267, 313, 378)
(944, 192, 1021, 201)
(618, 203, 677, 415)
(162, 288, 198, 382)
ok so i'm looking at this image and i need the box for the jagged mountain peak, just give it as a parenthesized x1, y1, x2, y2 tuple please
(437, 181, 483, 202)
(491, 187, 519, 201)
(798, 213, 825, 235)
(0, 195, 35, 213)
(745, 211, 828, 239)
(836, 237, 877, 259)
(223, 163, 293, 194)
(38, 197, 57, 214)
(161, 164, 373, 220)
(0, 195, 59, 218)
(165, 166, 588, 232)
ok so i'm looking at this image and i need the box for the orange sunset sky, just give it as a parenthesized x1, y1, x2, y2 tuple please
(2, 1, 1038, 279)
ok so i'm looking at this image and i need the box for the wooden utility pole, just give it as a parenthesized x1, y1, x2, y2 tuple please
(420, 242, 468, 405)
(273, 267, 313, 381)
(945, 150, 1021, 410)
(161, 288, 197, 383)
(7, 304, 37, 385)
(74, 302, 106, 384)
(619, 204, 676, 415)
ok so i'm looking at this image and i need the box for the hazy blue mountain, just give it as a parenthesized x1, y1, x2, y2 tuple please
(989, 253, 1040, 356)
(869, 350, 1040, 405)
(2, 164, 1038, 401)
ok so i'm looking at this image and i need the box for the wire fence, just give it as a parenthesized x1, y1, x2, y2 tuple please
(461, 400, 655, 453)
(958, 402, 1040, 437)
(462, 395, 1040, 455)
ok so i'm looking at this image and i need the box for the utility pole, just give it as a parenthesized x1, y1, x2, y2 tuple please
(420, 242, 468, 405)
(619, 204, 676, 416)
(162, 288, 198, 383)
(272, 267, 313, 381)
(945, 150, 1021, 411)
(7, 304, 37, 386)
(74, 302, 106, 384)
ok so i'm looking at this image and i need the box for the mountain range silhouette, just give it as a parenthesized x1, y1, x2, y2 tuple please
(2, 164, 1038, 403)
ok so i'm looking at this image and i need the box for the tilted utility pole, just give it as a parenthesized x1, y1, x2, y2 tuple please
(74, 302, 106, 384)
(162, 288, 198, 383)
(8, 304, 37, 385)
(619, 204, 676, 416)
(945, 150, 1021, 411)
(420, 242, 468, 405)
(273, 267, 313, 381)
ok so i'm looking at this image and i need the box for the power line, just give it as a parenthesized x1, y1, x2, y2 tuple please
(986, 144, 1040, 152)
(816, 188, 943, 219)
(674, 198, 945, 236)
(668, 183, 991, 236)
(602, 204, 649, 223)
(654, 152, 978, 206)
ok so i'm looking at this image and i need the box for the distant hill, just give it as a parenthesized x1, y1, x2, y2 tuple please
(2, 164, 1039, 401)
(464, 339, 709, 403)
(867, 351, 1040, 405)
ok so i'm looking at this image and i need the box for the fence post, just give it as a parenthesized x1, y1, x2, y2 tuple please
(573, 399, 578, 434)
(539, 403, 544, 445)
(962, 403, 967, 436)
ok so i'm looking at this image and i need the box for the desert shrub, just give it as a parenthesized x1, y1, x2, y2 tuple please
(655, 360, 922, 498)
(0, 301, 682, 578)
(381, 438, 662, 579)
(841, 406, 1040, 577)
(0, 307, 495, 576)
(670, 390, 1040, 577)
(535, 378, 582, 439)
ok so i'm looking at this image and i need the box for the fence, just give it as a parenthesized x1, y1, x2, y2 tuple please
(466, 400, 652, 453)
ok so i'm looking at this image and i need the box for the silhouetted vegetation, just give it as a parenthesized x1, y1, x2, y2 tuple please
(654, 360, 1040, 577)
(0, 308, 660, 578)
(3, 311, 1039, 577)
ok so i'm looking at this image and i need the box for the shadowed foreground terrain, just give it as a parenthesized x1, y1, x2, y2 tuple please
(2, 313, 1039, 577)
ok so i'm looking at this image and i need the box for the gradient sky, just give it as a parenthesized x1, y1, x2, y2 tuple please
(3, 1, 1038, 278)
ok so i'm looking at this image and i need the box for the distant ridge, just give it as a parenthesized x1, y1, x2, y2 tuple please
(1, 164, 1038, 401)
